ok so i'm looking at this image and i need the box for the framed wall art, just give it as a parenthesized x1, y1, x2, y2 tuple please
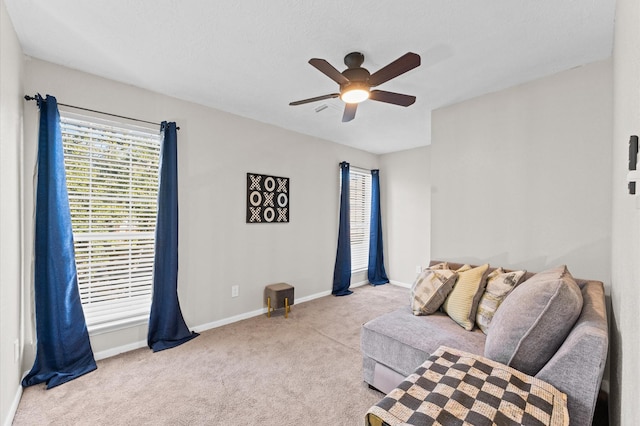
(246, 173, 289, 223)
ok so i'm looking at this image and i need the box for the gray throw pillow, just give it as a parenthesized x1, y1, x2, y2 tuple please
(484, 265, 583, 376)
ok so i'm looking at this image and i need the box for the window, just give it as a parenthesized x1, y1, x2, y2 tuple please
(61, 112, 161, 332)
(349, 168, 372, 272)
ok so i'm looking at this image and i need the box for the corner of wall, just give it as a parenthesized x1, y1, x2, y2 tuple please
(0, 0, 25, 423)
(2, 386, 22, 426)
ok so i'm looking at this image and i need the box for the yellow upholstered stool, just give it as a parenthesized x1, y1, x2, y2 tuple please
(265, 283, 295, 318)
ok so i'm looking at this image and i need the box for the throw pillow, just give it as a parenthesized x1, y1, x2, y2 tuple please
(475, 268, 527, 334)
(484, 265, 583, 376)
(410, 268, 459, 315)
(442, 263, 490, 330)
(456, 264, 472, 273)
(429, 262, 449, 270)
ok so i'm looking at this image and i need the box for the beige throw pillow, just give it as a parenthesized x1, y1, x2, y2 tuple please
(475, 268, 527, 334)
(411, 268, 458, 315)
(456, 264, 472, 273)
(442, 264, 490, 330)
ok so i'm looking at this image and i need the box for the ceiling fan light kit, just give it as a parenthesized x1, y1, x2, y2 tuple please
(290, 51, 421, 122)
(340, 84, 370, 103)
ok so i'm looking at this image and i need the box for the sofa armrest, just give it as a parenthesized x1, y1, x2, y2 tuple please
(535, 281, 608, 426)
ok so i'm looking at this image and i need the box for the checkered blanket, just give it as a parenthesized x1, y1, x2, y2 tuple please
(366, 346, 568, 426)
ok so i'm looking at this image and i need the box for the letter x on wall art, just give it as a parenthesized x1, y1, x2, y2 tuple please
(246, 173, 290, 223)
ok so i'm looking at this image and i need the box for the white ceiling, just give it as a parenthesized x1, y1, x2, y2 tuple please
(5, 0, 615, 154)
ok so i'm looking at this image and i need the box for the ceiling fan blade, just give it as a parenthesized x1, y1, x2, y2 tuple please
(369, 90, 416, 107)
(342, 103, 358, 122)
(368, 52, 421, 87)
(289, 93, 340, 106)
(309, 58, 350, 85)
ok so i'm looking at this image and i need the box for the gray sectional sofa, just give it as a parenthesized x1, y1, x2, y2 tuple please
(361, 261, 608, 426)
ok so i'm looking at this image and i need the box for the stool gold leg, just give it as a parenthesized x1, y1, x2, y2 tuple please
(285, 297, 289, 318)
(267, 296, 271, 318)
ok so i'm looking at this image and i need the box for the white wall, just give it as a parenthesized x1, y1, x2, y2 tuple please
(379, 146, 431, 285)
(0, 0, 24, 423)
(21, 58, 379, 358)
(610, 0, 640, 423)
(430, 59, 612, 283)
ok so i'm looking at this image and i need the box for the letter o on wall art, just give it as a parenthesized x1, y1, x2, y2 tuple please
(246, 172, 289, 223)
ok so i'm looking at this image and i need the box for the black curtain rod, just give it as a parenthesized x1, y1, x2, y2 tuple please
(24, 95, 179, 130)
(340, 162, 373, 172)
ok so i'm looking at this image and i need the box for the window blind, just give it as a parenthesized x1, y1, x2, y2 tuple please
(60, 113, 161, 332)
(349, 168, 372, 272)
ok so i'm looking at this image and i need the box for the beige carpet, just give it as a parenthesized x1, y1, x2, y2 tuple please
(13, 284, 409, 425)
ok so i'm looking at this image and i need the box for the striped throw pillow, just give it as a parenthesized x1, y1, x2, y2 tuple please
(442, 263, 490, 330)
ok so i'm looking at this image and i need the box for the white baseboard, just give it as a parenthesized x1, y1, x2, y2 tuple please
(4, 384, 22, 426)
(94, 288, 334, 360)
(191, 307, 267, 333)
(389, 280, 411, 289)
(297, 289, 332, 302)
(192, 288, 332, 332)
(94, 339, 147, 361)
(350, 280, 369, 288)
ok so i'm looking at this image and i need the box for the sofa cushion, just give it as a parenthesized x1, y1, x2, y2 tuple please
(410, 268, 458, 315)
(484, 265, 583, 376)
(442, 263, 490, 330)
(476, 268, 527, 334)
(361, 306, 486, 378)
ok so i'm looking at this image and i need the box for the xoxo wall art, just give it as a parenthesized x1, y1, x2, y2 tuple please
(246, 173, 289, 223)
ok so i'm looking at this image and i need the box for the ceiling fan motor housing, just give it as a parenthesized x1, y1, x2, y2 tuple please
(341, 68, 371, 94)
(344, 51, 365, 68)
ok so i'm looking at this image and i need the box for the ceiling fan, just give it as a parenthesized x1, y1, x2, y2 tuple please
(290, 51, 421, 122)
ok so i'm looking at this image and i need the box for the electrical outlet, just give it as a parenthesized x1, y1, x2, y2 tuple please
(415, 265, 422, 274)
(231, 285, 239, 298)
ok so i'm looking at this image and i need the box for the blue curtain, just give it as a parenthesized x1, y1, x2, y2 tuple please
(22, 94, 97, 389)
(148, 122, 199, 352)
(368, 170, 389, 285)
(332, 161, 352, 296)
